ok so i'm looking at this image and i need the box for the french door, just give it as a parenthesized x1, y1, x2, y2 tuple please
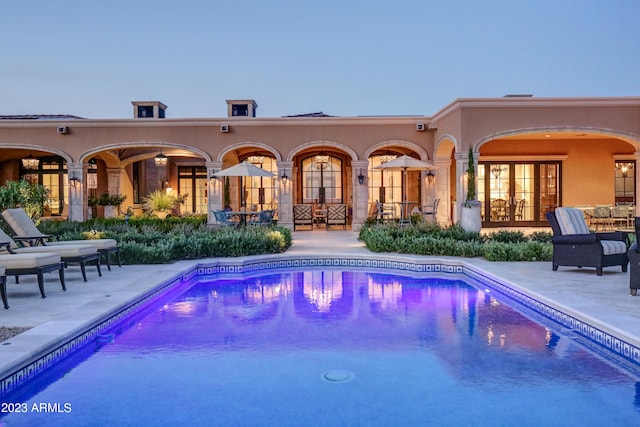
(478, 161, 560, 226)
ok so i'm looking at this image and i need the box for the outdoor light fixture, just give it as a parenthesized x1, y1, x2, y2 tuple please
(426, 170, 435, 184)
(247, 154, 265, 165)
(358, 169, 365, 185)
(491, 166, 504, 179)
(616, 162, 635, 178)
(69, 173, 80, 188)
(21, 153, 40, 170)
(209, 174, 220, 184)
(161, 178, 169, 189)
(155, 153, 168, 166)
(88, 158, 98, 170)
(380, 153, 397, 164)
(281, 170, 288, 184)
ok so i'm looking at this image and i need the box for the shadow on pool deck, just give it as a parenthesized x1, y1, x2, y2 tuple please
(0, 229, 638, 362)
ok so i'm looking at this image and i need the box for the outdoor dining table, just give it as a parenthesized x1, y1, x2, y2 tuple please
(395, 200, 418, 226)
(226, 211, 258, 226)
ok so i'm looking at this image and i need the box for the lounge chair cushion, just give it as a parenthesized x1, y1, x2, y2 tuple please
(554, 207, 590, 235)
(0, 253, 61, 269)
(48, 239, 117, 250)
(8, 245, 97, 257)
(600, 240, 627, 255)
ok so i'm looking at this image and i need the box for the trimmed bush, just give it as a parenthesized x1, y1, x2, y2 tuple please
(32, 217, 292, 265)
(359, 223, 552, 262)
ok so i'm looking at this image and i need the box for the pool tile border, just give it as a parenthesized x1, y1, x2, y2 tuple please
(1, 255, 639, 395)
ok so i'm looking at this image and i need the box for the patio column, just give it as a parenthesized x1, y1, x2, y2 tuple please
(277, 161, 294, 229)
(454, 150, 479, 224)
(351, 160, 369, 232)
(434, 159, 452, 225)
(67, 162, 85, 222)
(207, 161, 223, 225)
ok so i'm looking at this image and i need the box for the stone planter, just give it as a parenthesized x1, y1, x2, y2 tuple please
(460, 205, 482, 233)
(103, 205, 118, 219)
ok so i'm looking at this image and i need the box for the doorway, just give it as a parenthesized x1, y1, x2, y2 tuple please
(478, 161, 561, 226)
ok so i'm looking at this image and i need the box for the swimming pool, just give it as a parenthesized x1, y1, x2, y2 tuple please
(1, 267, 639, 426)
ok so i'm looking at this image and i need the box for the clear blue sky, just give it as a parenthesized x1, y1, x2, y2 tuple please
(2, 0, 639, 119)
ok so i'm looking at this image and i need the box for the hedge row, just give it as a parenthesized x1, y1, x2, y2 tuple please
(358, 222, 553, 261)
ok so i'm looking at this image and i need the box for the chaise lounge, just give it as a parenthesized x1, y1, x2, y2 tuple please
(2, 208, 121, 270)
(0, 243, 66, 308)
(0, 229, 100, 282)
(546, 207, 628, 276)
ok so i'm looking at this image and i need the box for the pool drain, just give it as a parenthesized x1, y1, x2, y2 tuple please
(322, 370, 354, 383)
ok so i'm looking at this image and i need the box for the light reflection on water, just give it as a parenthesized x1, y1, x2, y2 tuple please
(2, 270, 639, 426)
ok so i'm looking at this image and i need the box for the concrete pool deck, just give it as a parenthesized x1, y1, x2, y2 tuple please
(1, 229, 639, 376)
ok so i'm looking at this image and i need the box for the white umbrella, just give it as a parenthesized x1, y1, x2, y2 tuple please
(374, 155, 434, 200)
(212, 161, 275, 178)
(212, 161, 275, 208)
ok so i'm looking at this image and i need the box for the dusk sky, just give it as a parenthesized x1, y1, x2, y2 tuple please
(2, 0, 639, 119)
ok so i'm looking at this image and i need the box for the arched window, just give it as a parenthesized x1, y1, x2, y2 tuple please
(301, 155, 342, 204)
(241, 156, 279, 211)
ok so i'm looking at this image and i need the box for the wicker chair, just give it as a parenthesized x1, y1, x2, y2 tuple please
(546, 207, 628, 276)
(628, 217, 640, 295)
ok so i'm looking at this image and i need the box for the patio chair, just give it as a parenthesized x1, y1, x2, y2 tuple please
(1, 208, 121, 270)
(628, 217, 640, 296)
(0, 244, 65, 308)
(248, 209, 275, 226)
(546, 207, 628, 276)
(0, 228, 100, 282)
(375, 200, 394, 223)
(293, 204, 313, 230)
(212, 210, 237, 227)
(326, 204, 347, 229)
(590, 205, 613, 231)
(422, 199, 440, 223)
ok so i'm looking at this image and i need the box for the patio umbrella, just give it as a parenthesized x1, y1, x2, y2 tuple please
(374, 155, 435, 201)
(212, 161, 275, 207)
(211, 161, 275, 178)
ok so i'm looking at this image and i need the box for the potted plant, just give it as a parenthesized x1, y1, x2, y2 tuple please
(97, 192, 126, 218)
(460, 148, 482, 232)
(142, 190, 177, 219)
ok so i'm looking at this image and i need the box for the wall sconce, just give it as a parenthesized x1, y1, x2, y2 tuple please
(426, 170, 435, 184)
(69, 173, 81, 188)
(161, 178, 169, 189)
(209, 174, 220, 185)
(281, 170, 288, 184)
(155, 153, 168, 166)
(357, 169, 365, 185)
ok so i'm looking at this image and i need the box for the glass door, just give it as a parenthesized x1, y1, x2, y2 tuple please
(479, 162, 560, 226)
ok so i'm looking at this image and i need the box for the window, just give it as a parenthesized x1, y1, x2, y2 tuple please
(368, 155, 402, 207)
(301, 155, 343, 204)
(137, 106, 154, 118)
(178, 167, 208, 214)
(20, 157, 67, 216)
(615, 161, 635, 204)
(231, 104, 249, 116)
(241, 156, 278, 211)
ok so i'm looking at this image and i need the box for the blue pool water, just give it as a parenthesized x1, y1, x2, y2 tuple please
(1, 269, 639, 426)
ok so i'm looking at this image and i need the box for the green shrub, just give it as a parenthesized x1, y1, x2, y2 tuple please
(33, 217, 292, 264)
(359, 222, 552, 262)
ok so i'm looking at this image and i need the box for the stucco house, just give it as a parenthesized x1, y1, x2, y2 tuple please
(1, 96, 639, 230)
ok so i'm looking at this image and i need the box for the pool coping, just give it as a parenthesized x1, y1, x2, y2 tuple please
(1, 252, 639, 394)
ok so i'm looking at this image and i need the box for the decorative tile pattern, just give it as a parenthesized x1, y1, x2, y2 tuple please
(2, 255, 639, 395)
